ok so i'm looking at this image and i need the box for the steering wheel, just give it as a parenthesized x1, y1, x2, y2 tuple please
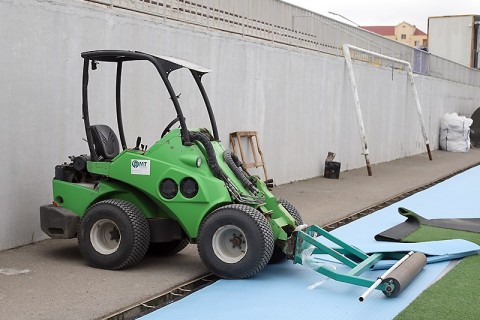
(161, 117, 180, 138)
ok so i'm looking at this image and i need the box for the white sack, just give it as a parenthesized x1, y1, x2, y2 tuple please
(439, 113, 473, 152)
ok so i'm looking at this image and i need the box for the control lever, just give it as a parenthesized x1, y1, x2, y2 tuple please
(134, 136, 141, 150)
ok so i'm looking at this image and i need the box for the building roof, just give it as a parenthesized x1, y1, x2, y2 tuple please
(361, 26, 395, 36)
(413, 28, 427, 36)
(361, 24, 427, 36)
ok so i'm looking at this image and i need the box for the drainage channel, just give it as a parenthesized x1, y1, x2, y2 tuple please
(103, 162, 478, 320)
(103, 273, 219, 320)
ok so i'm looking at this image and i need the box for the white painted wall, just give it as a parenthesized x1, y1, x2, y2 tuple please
(428, 16, 475, 68)
(1, 0, 480, 250)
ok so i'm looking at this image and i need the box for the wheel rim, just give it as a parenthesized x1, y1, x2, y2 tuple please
(212, 225, 248, 263)
(90, 219, 121, 255)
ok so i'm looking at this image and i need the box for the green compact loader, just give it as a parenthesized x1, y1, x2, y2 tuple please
(41, 51, 426, 299)
(40, 50, 302, 279)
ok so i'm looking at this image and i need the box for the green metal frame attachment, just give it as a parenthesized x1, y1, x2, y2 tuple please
(293, 225, 426, 300)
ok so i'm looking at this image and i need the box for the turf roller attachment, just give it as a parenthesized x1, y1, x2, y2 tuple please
(294, 226, 429, 300)
(382, 252, 427, 298)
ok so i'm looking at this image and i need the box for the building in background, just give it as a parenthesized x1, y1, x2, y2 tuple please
(428, 15, 480, 69)
(362, 22, 427, 48)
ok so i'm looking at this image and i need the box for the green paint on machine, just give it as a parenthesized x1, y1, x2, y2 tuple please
(40, 50, 300, 278)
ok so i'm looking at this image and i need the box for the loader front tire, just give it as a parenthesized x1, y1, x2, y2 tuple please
(78, 199, 150, 270)
(197, 204, 274, 279)
(278, 198, 303, 225)
(269, 198, 303, 264)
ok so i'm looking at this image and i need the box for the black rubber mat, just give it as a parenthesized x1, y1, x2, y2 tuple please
(375, 207, 480, 242)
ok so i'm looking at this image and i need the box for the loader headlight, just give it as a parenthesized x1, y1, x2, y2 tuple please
(160, 178, 178, 199)
(196, 157, 202, 168)
(180, 177, 198, 199)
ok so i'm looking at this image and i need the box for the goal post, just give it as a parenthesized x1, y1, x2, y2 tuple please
(343, 44, 432, 176)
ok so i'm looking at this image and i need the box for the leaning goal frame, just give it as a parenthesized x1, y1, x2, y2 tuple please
(343, 44, 432, 176)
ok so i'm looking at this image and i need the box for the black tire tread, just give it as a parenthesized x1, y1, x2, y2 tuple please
(278, 198, 303, 225)
(78, 199, 150, 270)
(198, 204, 274, 279)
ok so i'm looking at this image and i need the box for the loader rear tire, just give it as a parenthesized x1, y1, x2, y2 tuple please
(197, 204, 274, 279)
(78, 199, 150, 270)
(269, 198, 303, 264)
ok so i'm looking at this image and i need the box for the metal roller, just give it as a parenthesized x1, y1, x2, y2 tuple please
(382, 252, 427, 297)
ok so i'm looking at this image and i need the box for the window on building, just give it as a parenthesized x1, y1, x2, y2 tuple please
(415, 40, 420, 46)
(401, 34, 406, 39)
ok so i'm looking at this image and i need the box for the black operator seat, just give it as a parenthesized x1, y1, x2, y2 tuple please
(90, 124, 120, 160)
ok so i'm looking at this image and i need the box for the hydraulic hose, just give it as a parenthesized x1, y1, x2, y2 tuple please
(223, 150, 257, 194)
(189, 131, 225, 181)
(230, 151, 243, 168)
(189, 131, 262, 204)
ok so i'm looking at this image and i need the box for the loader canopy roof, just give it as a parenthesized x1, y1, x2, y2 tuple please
(81, 49, 219, 159)
(81, 50, 212, 75)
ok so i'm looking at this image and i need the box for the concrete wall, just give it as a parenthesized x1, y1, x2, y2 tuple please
(1, 0, 480, 250)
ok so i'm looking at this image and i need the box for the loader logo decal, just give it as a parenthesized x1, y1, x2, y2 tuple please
(131, 159, 150, 175)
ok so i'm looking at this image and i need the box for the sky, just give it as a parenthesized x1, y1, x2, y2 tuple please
(283, 0, 479, 33)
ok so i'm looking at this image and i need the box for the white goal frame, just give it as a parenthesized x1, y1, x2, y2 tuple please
(343, 44, 432, 176)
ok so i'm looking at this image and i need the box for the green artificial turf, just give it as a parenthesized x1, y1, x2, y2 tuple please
(402, 225, 480, 244)
(394, 227, 480, 320)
